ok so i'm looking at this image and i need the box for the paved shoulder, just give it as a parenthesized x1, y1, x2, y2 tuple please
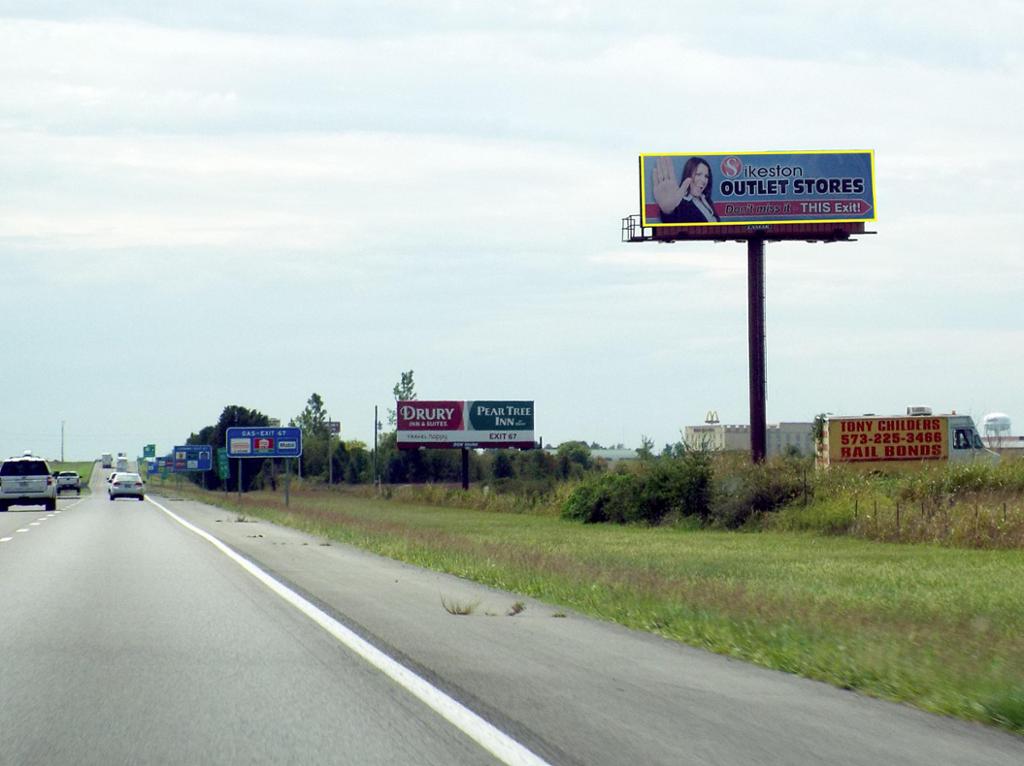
(158, 493, 1024, 766)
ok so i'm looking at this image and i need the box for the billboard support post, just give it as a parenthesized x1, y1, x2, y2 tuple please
(747, 236, 767, 463)
(629, 149, 877, 465)
(237, 459, 242, 499)
(285, 458, 290, 507)
(461, 448, 469, 491)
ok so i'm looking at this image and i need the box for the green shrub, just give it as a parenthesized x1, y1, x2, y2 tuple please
(561, 453, 712, 525)
(709, 457, 809, 528)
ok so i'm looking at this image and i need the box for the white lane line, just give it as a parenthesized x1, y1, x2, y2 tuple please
(0, 537, 12, 543)
(16, 528, 29, 533)
(29, 522, 41, 526)
(145, 497, 551, 766)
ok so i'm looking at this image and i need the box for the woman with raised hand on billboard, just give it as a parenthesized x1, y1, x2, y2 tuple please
(651, 156, 719, 223)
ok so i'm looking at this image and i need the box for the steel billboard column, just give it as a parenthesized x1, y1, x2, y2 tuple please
(461, 448, 469, 490)
(747, 237, 767, 463)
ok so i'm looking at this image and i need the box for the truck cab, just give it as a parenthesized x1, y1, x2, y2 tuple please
(947, 415, 995, 463)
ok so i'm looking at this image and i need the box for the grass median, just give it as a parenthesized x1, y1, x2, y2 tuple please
(154, 480, 1024, 734)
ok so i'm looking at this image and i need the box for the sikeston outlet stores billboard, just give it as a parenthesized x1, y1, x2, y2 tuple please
(640, 150, 875, 227)
(397, 400, 535, 449)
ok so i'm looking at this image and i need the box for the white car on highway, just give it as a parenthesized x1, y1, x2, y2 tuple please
(108, 472, 145, 502)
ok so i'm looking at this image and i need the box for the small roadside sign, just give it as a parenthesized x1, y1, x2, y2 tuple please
(143, 444, 156, 458)
(216, 448, 230, 480)
(328, 421, 341, 435)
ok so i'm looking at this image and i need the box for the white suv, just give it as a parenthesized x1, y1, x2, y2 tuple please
(0, 453, 57, 511)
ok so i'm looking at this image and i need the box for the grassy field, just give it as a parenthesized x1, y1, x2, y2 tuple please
(768, 460, 1024, 547)
(151, 479, 1024, 734)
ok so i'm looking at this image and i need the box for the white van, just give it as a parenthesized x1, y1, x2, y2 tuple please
(116, 456, 129, 472)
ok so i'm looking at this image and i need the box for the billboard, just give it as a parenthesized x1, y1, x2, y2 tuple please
(397, 400, 535, 449)
(640, 150, 875, 227)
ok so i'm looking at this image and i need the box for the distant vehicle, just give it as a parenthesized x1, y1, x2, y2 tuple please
(101, 453, 113, 469)
(116, 457, 129, 472)
(109, 472, 145, 502)
(0, 453, 57, 511)
(56, 471, 81, 494)
(817, 407, 998, 469)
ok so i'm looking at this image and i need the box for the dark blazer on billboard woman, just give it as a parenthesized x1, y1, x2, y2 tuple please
(660, 195, 719, 224)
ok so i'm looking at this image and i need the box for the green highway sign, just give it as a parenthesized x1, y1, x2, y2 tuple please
(216, 448, 230, 481)
(143, 444, 156, 458)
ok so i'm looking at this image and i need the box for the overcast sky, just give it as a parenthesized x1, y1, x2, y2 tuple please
(2, 1, 1022, 460)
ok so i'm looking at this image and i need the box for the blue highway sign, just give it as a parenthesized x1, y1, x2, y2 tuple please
(226, 427, 303, 458)
(172, 445, 214, 472)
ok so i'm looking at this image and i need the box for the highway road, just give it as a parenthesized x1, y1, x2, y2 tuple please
(1, 463, 1022, 765)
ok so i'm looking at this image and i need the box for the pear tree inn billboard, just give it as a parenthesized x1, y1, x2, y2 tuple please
(397, 400, 535, 449)
(640, 150, 875, 227)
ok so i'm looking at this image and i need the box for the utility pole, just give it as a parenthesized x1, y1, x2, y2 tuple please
(60, 421, 65, 462)
(373, 405, 379, 489)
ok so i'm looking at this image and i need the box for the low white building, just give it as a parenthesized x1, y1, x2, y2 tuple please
(684, 421, 816, 457)
(982, 435, 1024, 456)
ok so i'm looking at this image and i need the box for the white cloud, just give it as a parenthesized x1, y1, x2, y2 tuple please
(0, 5, 1022, 457)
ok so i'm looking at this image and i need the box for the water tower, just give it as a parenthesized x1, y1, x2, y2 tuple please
(982, 412, 1012, 446)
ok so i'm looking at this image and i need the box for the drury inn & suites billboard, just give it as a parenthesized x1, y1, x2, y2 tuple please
(640, 150, 875, 227)
(397, 401, 535, 449)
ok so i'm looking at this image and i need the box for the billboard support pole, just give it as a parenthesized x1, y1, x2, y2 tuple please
(285, 458, 291, 508)
(461, 448, 469, 491)
(237, 459, 242, 499)
(747, 236, 767, 463)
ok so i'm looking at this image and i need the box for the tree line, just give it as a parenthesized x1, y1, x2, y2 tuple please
(179, 372, 628, 492)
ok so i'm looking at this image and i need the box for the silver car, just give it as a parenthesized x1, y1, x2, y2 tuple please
(108, 472, 145, 502)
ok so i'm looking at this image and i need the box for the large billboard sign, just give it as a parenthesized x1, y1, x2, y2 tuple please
(397, 400, 535, 449)
(226, 426, 303, 458)
(640, 150, 875, 227)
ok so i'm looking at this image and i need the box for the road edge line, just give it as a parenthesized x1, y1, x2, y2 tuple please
(145, 496, 551, 766)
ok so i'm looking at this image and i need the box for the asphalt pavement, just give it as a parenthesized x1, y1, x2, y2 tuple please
(1, 465, 1022, 765)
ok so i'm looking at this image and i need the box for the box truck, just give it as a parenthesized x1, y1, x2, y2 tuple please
(817, 407, 998, 469)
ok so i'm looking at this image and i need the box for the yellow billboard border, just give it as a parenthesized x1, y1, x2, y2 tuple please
(639, 149, 877, 228)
